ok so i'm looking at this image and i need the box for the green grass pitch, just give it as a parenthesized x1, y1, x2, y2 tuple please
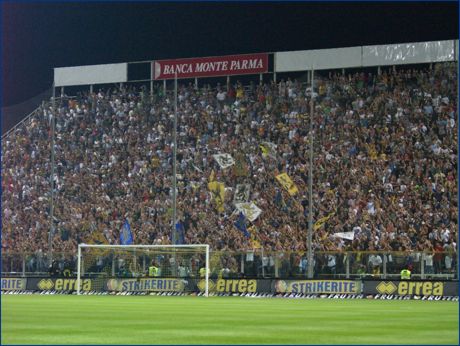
(1, 295, 458, 345)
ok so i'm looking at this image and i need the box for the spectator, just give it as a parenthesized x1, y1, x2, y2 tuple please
(1, 63, 457, 279)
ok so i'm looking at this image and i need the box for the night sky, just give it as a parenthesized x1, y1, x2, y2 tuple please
(2, 1, 459, 107)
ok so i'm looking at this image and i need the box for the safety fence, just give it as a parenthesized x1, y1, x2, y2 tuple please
(2, 250, 457, 281)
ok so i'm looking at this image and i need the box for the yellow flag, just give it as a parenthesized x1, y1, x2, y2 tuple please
(259, 144, 270, 157)
(248, 227, 261, 249)
(208, 181, 225, 213)
(209, 169, 215, 182)
(276, 173, 299, 196)
(313, 212, 335, 231)
(368, 144, 378, 160)
(250, 238, 261, 249)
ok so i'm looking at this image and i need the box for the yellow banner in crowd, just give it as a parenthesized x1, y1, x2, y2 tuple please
(247, 226, 261, 249)
(259, 141, 277, 158)
(313, 212, 335, 231)
(208, 181, 225, 213)
(276, 173, 299, 196)
(260, 144, 270, 157)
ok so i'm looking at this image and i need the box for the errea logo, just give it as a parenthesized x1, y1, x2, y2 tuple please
(36, 278, 92, 291)
(197, 279, 216, 292)
(38, 279, 54, 290)
(376, 281, 397, 294)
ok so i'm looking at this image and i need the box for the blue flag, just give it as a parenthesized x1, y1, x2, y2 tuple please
(120, 219, 133, 245)
(175, 221, 186, 245)
(234, 212, 250, 238)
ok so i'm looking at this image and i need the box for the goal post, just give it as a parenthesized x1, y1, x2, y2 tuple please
(77, 244, 209, 297)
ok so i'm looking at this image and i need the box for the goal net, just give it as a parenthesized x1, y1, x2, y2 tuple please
(77, 244, 209, 296)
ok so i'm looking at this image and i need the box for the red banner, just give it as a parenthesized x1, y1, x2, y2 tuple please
(153, 53, 268, 80)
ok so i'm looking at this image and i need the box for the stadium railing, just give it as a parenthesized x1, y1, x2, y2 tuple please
(2, 250, 457, 281)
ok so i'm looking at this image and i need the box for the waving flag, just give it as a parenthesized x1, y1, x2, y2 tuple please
(276, 173, 299, 196)
(332, 231, 355, 241)
(120, 219, 133, 245)
(313, 212, 335, 231)
(208, 181, 225, 213)
(175, 221, 186, 245)
(259, 141, 277, 158)
(233, 152, 249, 177)
(235, 202, 262, 222)
(213, 154, 235, 169)
(233, 184, 251, 205)
(234, 212, 250, 238)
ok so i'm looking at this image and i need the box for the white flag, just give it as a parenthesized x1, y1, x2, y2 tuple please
(332, 231, 355, 241)
(233, 184, 251, 205)
(235, 202, 262, 222)
(213, 154, 235, 169)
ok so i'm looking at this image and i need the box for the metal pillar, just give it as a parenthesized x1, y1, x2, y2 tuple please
(383, 254, 387, 279)
(307, 68, 314, 279)
(111, 257, 115, 277)
(261, 248, 265, 278)
(421, 253, 425, 280)
(457, 93, 460, 280)
(22, 256, 26, 277)
(49, 83, 56, 266)
(345, 253, 350, 279)
(172, 73, 178, 244)
(77, 245, 81, 295)
(150, 81, 154, 101)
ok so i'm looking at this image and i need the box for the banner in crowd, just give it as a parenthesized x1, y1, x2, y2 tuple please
(234, 212, 250, 238)
(120, 219, 133, 245)
(332, 231, 355, 241)
(213, 154, 235, 169)
(208, 181, 225, 213)
(1, 278, 26, 291)
(275, 173, 299, 196)
(275, 280, 361, 294)
(250, 235, 262, 249)
(363, 280, 458, 297)
(233, 184, 251, 205)
(235, 202, 262, 222)
(260, 142, 277, 158)
(26, 277, 95, 292)
(313, 212, 335, 231)
(106, 278, 186, 292)
(153, 53, 269, 80)
(233, 152, 249, 177)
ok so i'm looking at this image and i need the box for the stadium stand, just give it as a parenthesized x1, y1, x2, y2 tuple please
(2, 62, 457, 278)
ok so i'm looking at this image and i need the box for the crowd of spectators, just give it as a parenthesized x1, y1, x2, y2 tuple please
(2, 62, 457, 276)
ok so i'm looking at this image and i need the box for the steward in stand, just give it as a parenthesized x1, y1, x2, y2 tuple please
(148, 260, 160, 277)
(48, 260, 61, 277)
(400, 268, 411, 280)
